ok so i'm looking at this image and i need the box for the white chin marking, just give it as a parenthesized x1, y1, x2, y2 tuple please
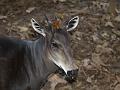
(49, 55, 76, 75)
(52, 60, 75, 75)
(51, 60, 68, 74)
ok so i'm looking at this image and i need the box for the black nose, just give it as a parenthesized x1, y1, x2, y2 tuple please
(65, 69, 79, 83)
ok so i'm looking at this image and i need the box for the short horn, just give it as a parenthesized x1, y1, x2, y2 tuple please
(44, 14, 51, 25)
(44, 15, 53, 33)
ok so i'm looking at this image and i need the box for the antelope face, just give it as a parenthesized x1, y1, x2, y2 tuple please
(31, 16, 79, 83)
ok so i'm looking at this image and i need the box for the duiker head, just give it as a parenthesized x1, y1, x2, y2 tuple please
(31, 15, 79, 82)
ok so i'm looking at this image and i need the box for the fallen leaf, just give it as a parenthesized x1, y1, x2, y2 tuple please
(69, 7, 89, 15)
(114, 84, 120, 90)
(115, 8, 120, 14)
(105, 21, 114, 27)
(59, 0, 66, 2)
(53, 0, 66, 3)
(0, 15, 7, 19)
(111, 29, 120, 37)
(108, 0, 117, 16)
(26, 7, 35, 13)
(83, 59, 93, 69)
(86, 76, 92, 83)
(114, 15, 120, 22)
(83, 59, 90, 67)
(95, 44, 113, 54)
(17, 26, 28, 32)
(57, 85, 72, 90)
(92, 53, 106, 67)
(116, 75, 120, 82)
(48, 74, 67, 90)
(92, 34, 99, 42)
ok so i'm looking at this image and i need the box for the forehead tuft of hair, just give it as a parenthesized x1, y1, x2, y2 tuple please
(52, 20, 61, 30)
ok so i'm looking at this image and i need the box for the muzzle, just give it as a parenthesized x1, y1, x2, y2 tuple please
(65, 69, 79, 83)
(58, 68, 79, 83)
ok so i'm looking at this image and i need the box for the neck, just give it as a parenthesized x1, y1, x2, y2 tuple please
(25, 37, 58, 80)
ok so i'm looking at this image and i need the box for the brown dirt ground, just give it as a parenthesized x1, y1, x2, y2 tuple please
(0, 0, 120, 90)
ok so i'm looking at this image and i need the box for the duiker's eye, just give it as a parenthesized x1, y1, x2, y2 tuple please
(51, 42, 59, 48)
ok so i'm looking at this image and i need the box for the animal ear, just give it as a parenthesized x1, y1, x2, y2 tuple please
(66, 16, 79, 32)
(31, 18, 46, 37)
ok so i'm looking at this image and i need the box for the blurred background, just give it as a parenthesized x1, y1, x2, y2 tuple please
(0, 0, 120, 90)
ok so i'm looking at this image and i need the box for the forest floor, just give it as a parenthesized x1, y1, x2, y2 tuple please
(0, 0, 120, 90)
